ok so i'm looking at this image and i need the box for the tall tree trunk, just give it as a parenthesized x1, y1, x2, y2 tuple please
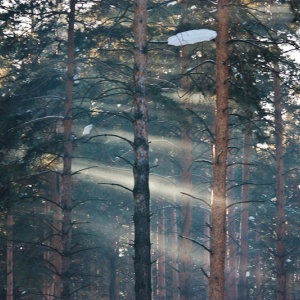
(61, 1, 75, 298)
(157, 201, 166, 299)
(238, 116, 252, 299)
(132, 1, 151, 299)
(273, 60, 286, 300)
(179, 44, 193, 300)
(6, 213, 13, 300)
(209, 0, 230, 297)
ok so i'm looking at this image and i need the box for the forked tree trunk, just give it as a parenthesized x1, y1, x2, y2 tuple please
(132, 0, 151, 299)
(209, 0, 230, 297)
(238, 116, 252, 299)
(179, 44, 193, 300)
(6, 213, 13, 300)
(61, 0, 75, 298)
(273, 60, 286, 300)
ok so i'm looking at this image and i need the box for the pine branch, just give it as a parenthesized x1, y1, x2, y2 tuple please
(7, 116, 64, 132)
(85, 134, 133, 147)
(180, 192, 210, 208)
(179, 235, 212, 253)
(98, 182, 133, 193)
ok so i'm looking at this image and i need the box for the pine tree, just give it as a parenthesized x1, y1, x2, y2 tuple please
(132, 0, 152, 299)
(209, 0, 230, 298)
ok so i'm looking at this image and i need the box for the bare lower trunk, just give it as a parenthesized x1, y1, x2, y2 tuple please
(133, 1, 151, 299)
(209, 0, 230, 298)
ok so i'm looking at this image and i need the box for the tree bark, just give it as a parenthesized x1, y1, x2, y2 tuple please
(273, 60, 286, 300)
(61, 1, 76, 298)
(133, 1, 151, 299)
(238, 116, 252, 299)
(209, 0, 230, 297)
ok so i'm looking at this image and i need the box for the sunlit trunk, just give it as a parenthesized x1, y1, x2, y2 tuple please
(132, 1, 151, 299)
(209, 0, 230, 297)
(273, 60, 286, 300)
(6, 213, 13, 300)
(61, 0, 75, 298)
(179, 44, 193, 300)
(238, 116, 251, 299)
